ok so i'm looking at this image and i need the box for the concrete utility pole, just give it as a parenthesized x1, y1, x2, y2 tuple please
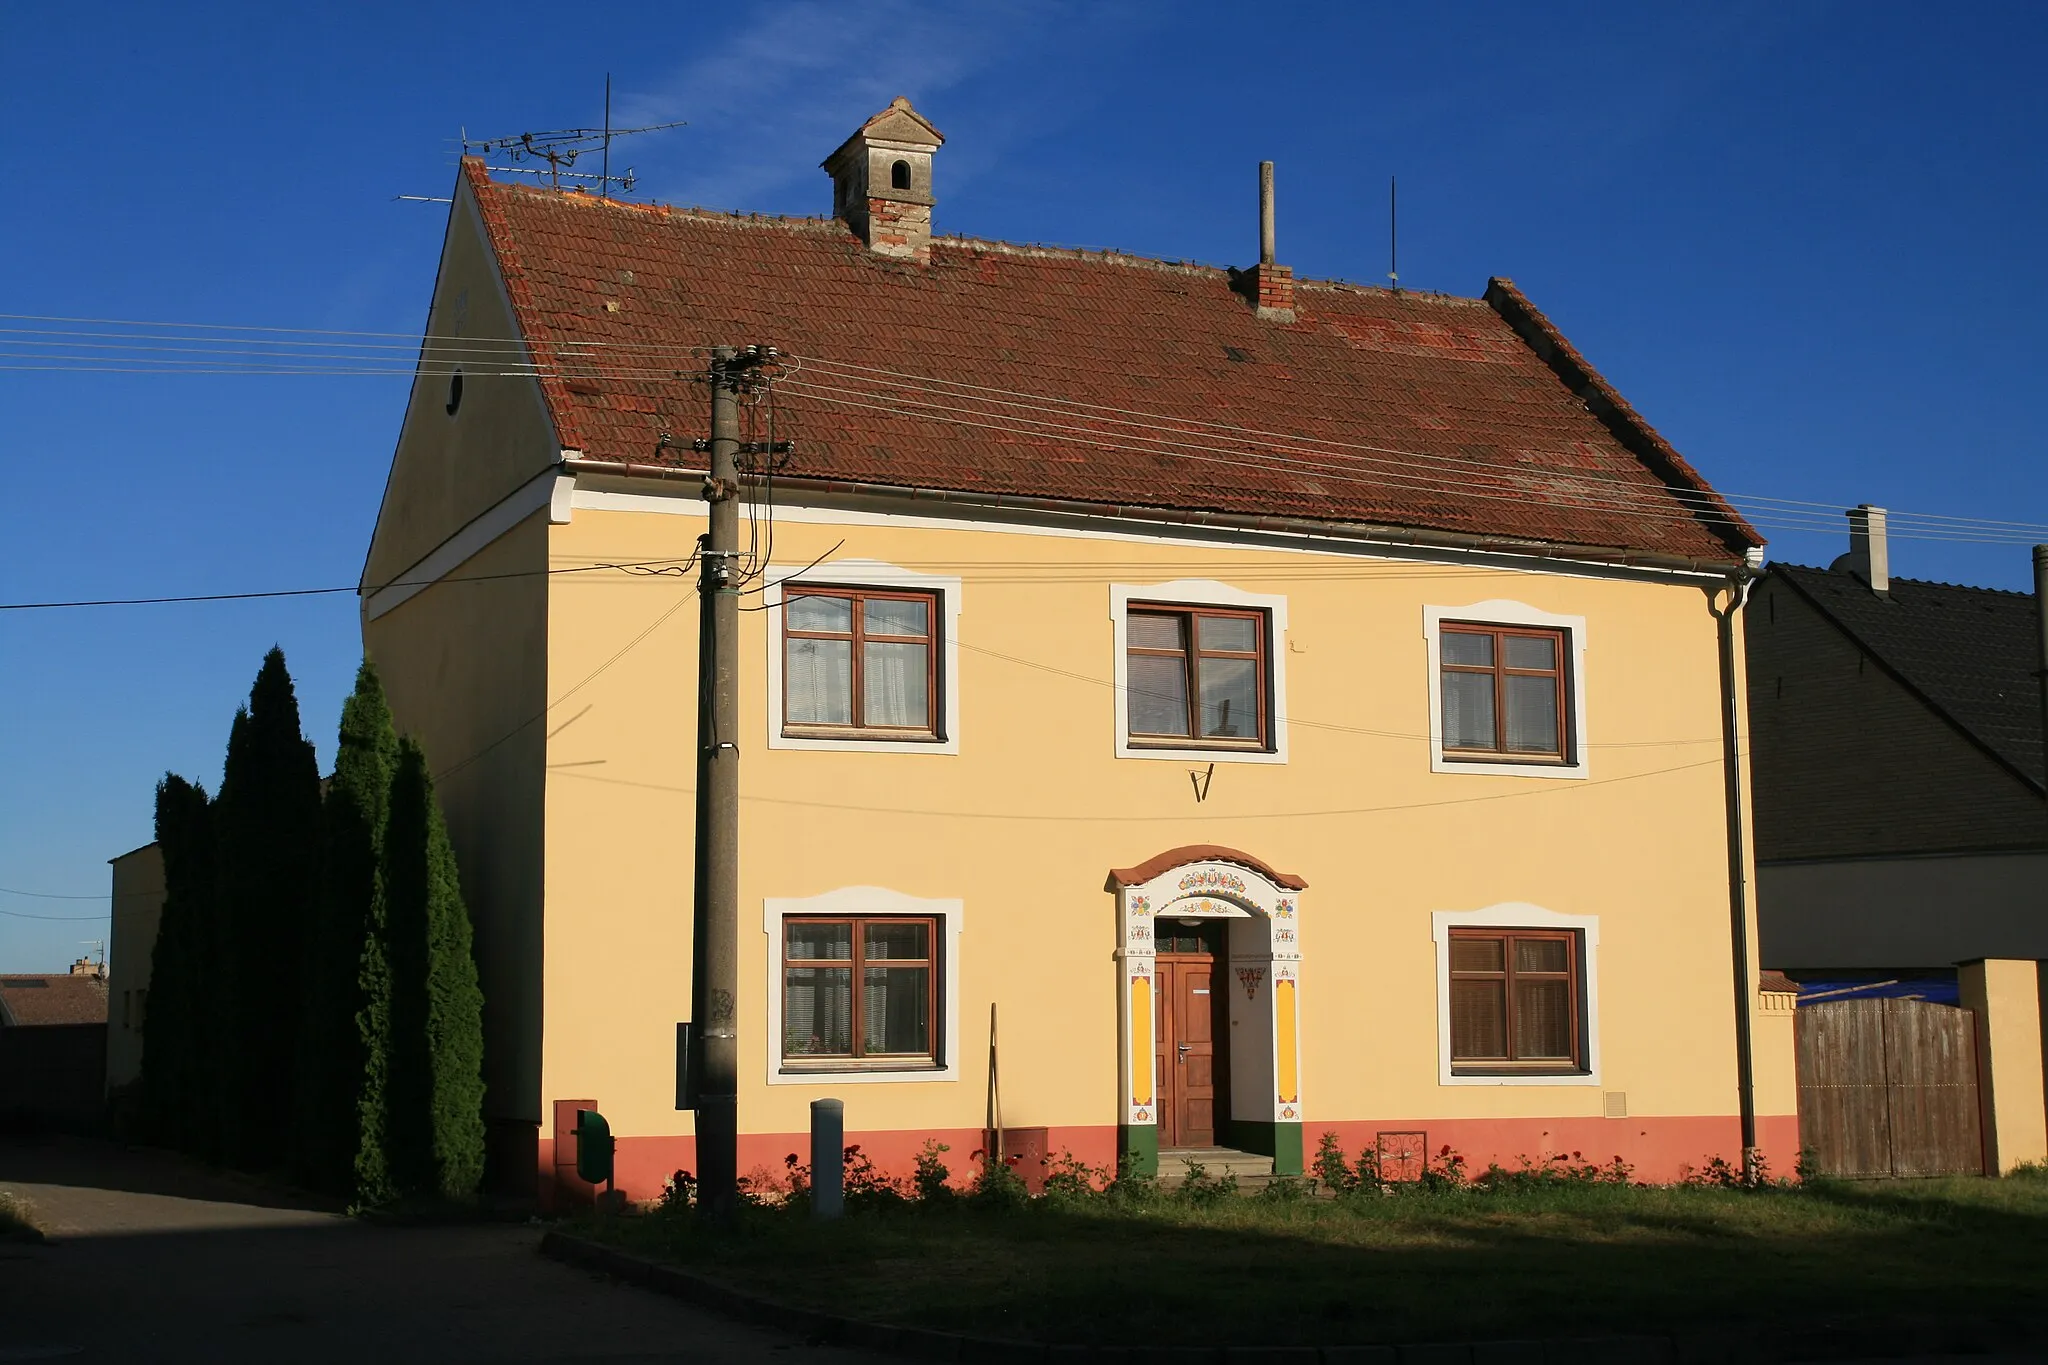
(691, 344, 762, 1221)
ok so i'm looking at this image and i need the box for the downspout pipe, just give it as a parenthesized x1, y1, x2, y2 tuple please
(1710, 565, 1761, 1181)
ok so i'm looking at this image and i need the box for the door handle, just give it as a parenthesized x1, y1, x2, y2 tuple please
(1176, 1043, 1191, 1060)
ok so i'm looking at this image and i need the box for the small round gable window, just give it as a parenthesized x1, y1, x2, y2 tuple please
(890, 159, 911, 190)
(445, 370, 464, 417)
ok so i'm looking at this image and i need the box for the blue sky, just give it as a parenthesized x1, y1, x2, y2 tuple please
(3, 1, 2043, 969)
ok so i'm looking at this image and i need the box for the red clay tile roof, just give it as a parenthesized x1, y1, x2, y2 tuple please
(463, 160, 1760, 564)
(0, 974, 108, 1026)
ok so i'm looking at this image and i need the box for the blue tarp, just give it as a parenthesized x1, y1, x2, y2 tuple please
(1794, 977, 1961, 1007)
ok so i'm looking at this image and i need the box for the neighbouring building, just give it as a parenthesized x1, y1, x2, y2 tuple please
(361, 97, 1797, 1203)
(105, 841, 167, 1095)
(1, 959, 109, 1130)
(1746, 507, 2048, 1174)
(1747, 507, 2048, 988)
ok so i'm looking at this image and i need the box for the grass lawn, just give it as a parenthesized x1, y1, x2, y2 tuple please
(578, 1173, 2048, 1347)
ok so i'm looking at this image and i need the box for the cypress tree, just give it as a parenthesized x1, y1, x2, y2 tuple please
(295, 661, 397, 1195)
(212, 648, 323, 1171)
(140, 774, 215, 1156)
(371, 738, 487, 1203)
(353, 826, 396, 1206)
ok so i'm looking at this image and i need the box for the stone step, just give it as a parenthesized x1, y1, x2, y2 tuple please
(1157, 1146, 1275, 1182)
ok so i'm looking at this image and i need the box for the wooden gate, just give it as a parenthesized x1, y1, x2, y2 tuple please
(1795, 998, 1983, 1178)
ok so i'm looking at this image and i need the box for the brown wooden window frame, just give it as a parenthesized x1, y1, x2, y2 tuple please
(1447, 927, 1586, 1075)
(1125, 603, 1273, 751)
(1439, 622, 1573, 764)
(779, 915, 942, 1071)
(781, 584, 944, 741)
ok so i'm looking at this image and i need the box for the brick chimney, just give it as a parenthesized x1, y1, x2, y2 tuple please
(1234, 161, 1295, 322)
(1831, 504, 1890, 595)
(822, 97, 944, 263)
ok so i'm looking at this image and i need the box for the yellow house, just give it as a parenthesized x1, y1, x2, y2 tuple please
(361, 99, 1797, 1203)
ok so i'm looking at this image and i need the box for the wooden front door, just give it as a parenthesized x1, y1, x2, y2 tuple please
(1153, 923, 1226, 1147)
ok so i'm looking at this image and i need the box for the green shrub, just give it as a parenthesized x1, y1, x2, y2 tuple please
(1312, 1131, 1358, 1195)
(1040, 1150, 1112, 1203)
(1106, 1148, 1161, 1205)
(1474, 1152, 1634, 1190)
(1173, 1160, 1238, 1208)
(969, 1150, 1031, 1210)
(912, 1140, 955, 1202)
(1257, 1174, 1313, 1203)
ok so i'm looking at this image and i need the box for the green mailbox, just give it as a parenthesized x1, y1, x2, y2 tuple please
(575, 1107, 614, 1188)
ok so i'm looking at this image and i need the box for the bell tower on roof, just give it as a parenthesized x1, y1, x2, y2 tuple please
(822, 96, 944, 263)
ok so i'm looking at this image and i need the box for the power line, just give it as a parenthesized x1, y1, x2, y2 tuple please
(5, 312, 2047, 542)
(0, 554, 698, 611)
(552, 753, 1729, 823)
(0, 905, 112, 921)
(774, 377, 2048, 547)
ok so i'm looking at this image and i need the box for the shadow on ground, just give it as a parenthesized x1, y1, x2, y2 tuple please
(0, 1136, 892, 1364)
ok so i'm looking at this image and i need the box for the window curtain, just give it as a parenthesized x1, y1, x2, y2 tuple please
(862, 641, 928, 728)
(1441, 671, 1494, 749)
(787, 638, 852, 725)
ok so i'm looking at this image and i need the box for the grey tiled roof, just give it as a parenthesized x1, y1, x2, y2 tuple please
(1773, 564, 2044, 791)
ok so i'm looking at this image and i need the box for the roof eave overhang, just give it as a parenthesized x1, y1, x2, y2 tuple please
(561, 456, 1752, 580)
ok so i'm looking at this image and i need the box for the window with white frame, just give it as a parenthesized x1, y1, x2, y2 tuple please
(1424, 602, 1588, 778)
(1432, 906, 1601, 1086)
(764, 561, 962, 755)
(783, 586, 940, 737)
(763, 888, 964, 1084)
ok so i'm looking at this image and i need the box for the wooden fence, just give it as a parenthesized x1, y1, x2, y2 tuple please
(1795, 998, 1982, 1178)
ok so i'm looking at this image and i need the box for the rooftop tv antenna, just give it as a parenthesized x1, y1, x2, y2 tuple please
(1388, 176, 1399, 292)
(462, 74, 685, 199)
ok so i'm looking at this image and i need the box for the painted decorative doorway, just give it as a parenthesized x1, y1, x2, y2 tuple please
(1153, 921, 1227, 1147)
(1109, 846, 1308, 1176)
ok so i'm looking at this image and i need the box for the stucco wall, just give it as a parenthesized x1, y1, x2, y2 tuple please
(361, 179, 560, 592)
(364, 512, 549, 1135)
(105, 842, 164, 1093)
(532, 487, 1790, 1193)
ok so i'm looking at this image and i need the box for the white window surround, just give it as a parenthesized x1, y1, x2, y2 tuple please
(762, 886, 964, 1086)
(1110, 580, 1289, 764)
(1431, 905, 1601, 1087)
(762, 559, 963, 754)
(1423, 600, 1589, 780)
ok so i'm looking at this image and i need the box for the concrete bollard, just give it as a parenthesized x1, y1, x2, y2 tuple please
(811, 1098, 844, 1220)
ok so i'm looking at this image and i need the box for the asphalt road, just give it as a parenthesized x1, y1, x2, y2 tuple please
(0, 1136, 898, 1364)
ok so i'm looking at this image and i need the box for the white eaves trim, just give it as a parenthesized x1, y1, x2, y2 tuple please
(1423, 600, 1590, 780)
(1431, 904, 1602, 1088)
(560, 477, 1732, 589)
(365, 468, 572, 622)
(761, 886, 964, 1087)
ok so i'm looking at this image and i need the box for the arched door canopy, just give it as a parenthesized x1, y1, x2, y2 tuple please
(1105, 845, 1308, 894)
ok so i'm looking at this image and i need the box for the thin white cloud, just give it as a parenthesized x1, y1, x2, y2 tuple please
(612, 0, 1110, 214)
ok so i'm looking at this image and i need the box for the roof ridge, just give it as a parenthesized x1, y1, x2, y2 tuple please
(1776, 563, 2037, 598)
(472, 168, 1489, 303)
(1770, 566, 2045, 796)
